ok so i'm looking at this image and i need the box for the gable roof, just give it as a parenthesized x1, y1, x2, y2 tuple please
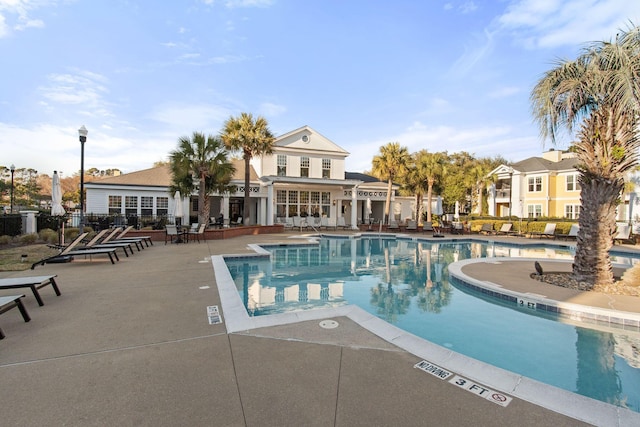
(87, 159, 255, 187)
(274, 125, 350, 156)
(512, 156, 579, 173)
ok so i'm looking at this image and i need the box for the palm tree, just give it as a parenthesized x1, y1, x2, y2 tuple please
(415, 151, 447, 223)
(467, 158, 499, 215)
(531, 24, 640, 288)
(400, 153, 426, 224)
(371, 142, 410, 225)
(221, 113, 275, 225)
(169, 132, 236, 226)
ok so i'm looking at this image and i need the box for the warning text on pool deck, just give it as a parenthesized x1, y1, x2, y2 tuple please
(414, 360, 512, 407)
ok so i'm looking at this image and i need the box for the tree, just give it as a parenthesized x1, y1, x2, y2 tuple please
(416, 151, 447, 223)
(371, 142, 410, 225)
(169, 132, 236, 226)
(531, 24, 640, 288)
(399, 154, 425, 224)
(221, 113, 275, 225)
(467, 157, 500, 215)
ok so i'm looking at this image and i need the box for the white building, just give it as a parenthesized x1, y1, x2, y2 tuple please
(85, 126, 412, 228)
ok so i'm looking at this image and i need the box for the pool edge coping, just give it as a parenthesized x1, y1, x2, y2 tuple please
(211, 243, 640, 427)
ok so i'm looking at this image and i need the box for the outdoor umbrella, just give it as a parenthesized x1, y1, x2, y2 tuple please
(173, 191, 184, 226)
(366, 198, 372, 229)
(51, 171, 66, 245)
(454, 201, 460, 220)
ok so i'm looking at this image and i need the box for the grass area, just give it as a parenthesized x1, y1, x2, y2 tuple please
(0, 244, 60, 271)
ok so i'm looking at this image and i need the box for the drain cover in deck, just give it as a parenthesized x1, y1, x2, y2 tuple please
(319, 320, 339, 329)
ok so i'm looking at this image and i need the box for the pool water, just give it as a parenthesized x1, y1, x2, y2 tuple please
(224, 237, 640, 412)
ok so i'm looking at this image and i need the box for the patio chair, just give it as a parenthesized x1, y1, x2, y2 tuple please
(165, 224, 183, 244)
(0, 295, 31, 339)
(530, 223, 556, 239)
(0, 275, 60, 306)
(422, 222, 434, 233)
(495, 223, 514, 235)
(115, 226, 153, 247)
(405, 220, 417, 231)
(336, 217, 348, 230)
(321, 217, 333, 230)
(614, 223, 633, 244)
(311, 217, 322, 230)
(210, 215, 224, 229)
(187, 223, 207, 243)
(387, 220, 400, 231)
(479, 223, 494, 235)
(32, 232, 120, 268)
(327, 218, 338, 230)
(556, 224, 579, 240)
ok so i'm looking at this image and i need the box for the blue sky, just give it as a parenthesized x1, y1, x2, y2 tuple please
(2, 0, 640, 177)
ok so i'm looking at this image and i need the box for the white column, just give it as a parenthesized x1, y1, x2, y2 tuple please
(20, 210, 38, 234)
(350, 186, 358, 229)
(222, 197, 229, 221)
(266, 183, 274, 226)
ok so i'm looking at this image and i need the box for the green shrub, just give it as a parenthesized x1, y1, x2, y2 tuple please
(20, 233, 38, 244)
(39, 228, 59, 244)
(0, 235, 13, 245)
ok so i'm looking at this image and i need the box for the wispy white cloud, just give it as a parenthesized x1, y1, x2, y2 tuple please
(450, 28, 496, 76)
(148, 103, 232, 132)
(39, 70, 110, 109)
(497, 0, 640, 49)
(459, 1, 478, 14)
(0, 0, 54, 37)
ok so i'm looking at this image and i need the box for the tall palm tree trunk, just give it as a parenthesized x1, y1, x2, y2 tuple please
(198, 173, 209, 225)
(384, 179, 392, 224)
(573, 176, 623, 287)
(243, 155, 251, 225)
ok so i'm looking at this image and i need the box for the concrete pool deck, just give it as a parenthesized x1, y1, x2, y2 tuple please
(0, 232, 638, 426)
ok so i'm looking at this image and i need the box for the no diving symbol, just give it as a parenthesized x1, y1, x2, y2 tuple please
(489, 392, 512, 407)
(492, 393, 507, 402)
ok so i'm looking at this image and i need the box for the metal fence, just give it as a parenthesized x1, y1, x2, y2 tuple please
(0, 212, 182, 236)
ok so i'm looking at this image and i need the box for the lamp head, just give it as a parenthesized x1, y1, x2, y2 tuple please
(10, 164, 15, 172)
(78, 125, 88, 143)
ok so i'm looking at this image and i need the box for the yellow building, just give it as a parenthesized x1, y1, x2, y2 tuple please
(488, 149, 637, 222)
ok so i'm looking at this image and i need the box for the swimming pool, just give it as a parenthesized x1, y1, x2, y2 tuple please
(223, 236, 640, 413)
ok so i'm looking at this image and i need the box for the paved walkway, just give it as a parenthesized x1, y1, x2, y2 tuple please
(0, 232, 638, 426)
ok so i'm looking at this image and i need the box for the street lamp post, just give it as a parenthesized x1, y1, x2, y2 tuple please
(9, 164, 15, 213)
(78, 126, 88, 234)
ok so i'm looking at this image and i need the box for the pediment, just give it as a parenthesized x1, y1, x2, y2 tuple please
(275, 125, 349, 156)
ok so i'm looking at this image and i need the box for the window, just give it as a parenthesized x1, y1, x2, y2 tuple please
(288, 190, 298, 217)
(192, 197, 198, 212)
(566, 174, 580, 191)
(157, 197, 168, 216)
(300, 156, 309, 177)
(527, 204, 542, 218)
(528, 176, 542, 192)
(141, 196, 153, 216)
(125, 196, 138, 216)
(565, 204, 580, 219)
(276, 190, 287, 219)
(277, 155, 287, 176)
(108, 195, 122, 214)
(322, 158, 331, 178)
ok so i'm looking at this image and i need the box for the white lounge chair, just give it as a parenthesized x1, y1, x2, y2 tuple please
(557, 224, 579, 240)
(530, 223, 556, 239)
(614, 223, 633, 244)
